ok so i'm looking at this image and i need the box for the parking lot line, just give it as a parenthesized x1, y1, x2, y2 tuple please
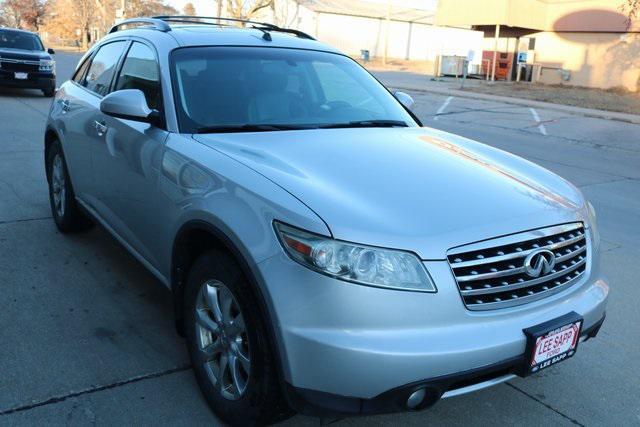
(529, 108, 548, 136)
(434, 96, 454, 121)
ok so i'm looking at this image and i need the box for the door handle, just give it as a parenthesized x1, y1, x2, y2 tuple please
(60, 99, 70, 113)
(94, 120, 108, 136)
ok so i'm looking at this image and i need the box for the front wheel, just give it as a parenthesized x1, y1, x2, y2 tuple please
(184, 250, 292, 426)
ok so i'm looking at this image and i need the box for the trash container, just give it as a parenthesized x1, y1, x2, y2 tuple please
(360, 49, 370, 62)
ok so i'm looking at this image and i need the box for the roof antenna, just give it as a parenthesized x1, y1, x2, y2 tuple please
(252, 26, 272, 41)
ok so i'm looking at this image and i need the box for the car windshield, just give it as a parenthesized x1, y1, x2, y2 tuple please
(171, 46, 418, 133)
(0, 30, 44, 51)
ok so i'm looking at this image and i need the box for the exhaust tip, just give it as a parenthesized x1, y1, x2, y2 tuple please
(406, 388, 427, 410)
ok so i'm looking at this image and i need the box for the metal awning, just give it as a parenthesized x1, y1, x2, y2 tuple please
(300, 0, 435, 24)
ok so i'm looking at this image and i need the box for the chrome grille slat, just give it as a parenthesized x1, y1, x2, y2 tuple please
(455, 243, 587, 283)
(450, 233, 585, 268)
(447, 223, 589, 310)
(460, 257, 586, 296)
(457, 266, 525, 282)
(0, 58, 41, 65)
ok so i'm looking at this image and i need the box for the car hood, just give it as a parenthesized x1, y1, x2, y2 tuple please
(0, 47, 50, 61)
(194, 127, 587, 259)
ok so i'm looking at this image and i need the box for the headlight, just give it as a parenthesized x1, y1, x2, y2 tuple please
(39, 59, 55, 72)
(274, 222, 436, 292)
(587, 201, 600, 251)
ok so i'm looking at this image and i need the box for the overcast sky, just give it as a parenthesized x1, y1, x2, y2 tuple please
(166, 0, 437, 17)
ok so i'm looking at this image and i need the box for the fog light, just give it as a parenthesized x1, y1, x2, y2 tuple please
(406, 388, 426, 409)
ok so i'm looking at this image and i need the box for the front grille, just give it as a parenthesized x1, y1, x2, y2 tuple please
(0, 60, 40, 73)
(447, 223, 588, 310)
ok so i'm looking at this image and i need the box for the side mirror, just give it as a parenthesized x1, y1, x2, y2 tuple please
(394, 91, 414, 109)
(47, 48, 55, 55)
(100, 89, 161, 126)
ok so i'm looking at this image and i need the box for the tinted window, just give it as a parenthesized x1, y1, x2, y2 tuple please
(114, 42, 161, 110)
(72, 56, 91, 83)
(171, 47, 416, 133)
(83, 41, 127, 96)
(0, 30, 43, 51)
(311, 62, 385, 117)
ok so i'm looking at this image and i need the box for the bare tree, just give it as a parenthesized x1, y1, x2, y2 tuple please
(225, 0, 273, 20)
(1, 0, 45, 30)
(43, 0, 107, 49)
(620, 0, 640, 28)
(124, 0, 178, 17)
(183, 2, 197, 16)
(271, 0, 300, 27)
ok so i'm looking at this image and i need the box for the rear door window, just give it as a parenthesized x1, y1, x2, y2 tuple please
(83, 41, 127, 97)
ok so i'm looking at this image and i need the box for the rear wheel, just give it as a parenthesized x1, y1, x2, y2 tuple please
(46, 140, 92, 233)
(184, 250, 293, 426)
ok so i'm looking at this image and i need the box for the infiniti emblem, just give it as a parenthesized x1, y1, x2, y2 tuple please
(524, 249, 556, 278)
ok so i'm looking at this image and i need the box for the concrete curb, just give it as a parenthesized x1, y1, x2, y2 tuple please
(385, 82, 640, 125)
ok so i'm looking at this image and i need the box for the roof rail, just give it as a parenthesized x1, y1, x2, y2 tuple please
(154, 15, 278, 29)
(153, 15, 315, 40)
(109, 17, 171, 33)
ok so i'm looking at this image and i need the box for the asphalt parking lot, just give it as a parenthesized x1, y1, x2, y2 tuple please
(1, 52, 638, 426)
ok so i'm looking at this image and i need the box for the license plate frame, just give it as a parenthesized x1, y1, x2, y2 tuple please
(522, 312, 583, 376)
(14, 72, 28, 80)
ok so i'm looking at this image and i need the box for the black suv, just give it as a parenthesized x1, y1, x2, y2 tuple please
(0, 28, 56, 97)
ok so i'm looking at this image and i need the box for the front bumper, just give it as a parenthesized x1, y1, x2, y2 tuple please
(257, 247, 609, 416)
(285, 314, 605, 416)
(0, 70, 55, 90)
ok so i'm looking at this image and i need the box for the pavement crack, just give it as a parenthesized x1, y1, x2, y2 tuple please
(578, 177, 634, 189)
(505, 382, 584, 426)
(0, 364, 192, 417)
(12, 96, 49, 118)
(0, 216, 52, 225)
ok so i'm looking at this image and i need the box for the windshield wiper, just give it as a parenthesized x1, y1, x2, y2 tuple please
(318, 120, 409, 129)
(196, 124, 311, 134)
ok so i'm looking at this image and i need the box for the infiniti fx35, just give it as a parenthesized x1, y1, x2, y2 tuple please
(44, 17, 608, 426)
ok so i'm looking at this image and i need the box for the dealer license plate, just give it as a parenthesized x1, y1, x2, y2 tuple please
(523, 312, 583, 374)
(14, 72, 28, 80)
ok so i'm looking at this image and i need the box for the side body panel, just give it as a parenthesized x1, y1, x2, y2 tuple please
(91, 114, 169, 268)
(53, 82, 99, 198)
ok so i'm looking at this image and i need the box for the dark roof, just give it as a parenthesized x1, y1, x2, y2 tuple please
(0, 27, 38, 35)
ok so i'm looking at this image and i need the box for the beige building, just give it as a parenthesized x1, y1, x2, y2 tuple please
(436, 0, 640, 92)
(258, 0, 484, 70)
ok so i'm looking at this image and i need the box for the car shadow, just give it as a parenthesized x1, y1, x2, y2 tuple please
(0, 87, 47, 98)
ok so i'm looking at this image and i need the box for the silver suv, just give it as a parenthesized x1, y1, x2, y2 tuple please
(44, 16, 608, 425)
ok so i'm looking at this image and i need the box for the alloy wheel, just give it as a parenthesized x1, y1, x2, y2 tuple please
(51, 154, 66, 218)
(195, 279, 251, 401)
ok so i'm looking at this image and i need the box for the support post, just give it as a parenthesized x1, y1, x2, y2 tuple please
(383, 1, 391, 65)
(491, 24, 500, 82)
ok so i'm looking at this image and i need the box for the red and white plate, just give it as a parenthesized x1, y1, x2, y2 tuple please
(524, 313, 583, 374)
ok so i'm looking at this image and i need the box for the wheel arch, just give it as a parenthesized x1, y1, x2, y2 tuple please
(170, 219, 292, 401)
(170, 220, 276, 340)
(44, 127, 60, 182)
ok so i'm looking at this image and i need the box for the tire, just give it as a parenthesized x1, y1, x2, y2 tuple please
(184, 250, 293, 426)
(46, 139, 93, 233)
(43, 87, 55, 97)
